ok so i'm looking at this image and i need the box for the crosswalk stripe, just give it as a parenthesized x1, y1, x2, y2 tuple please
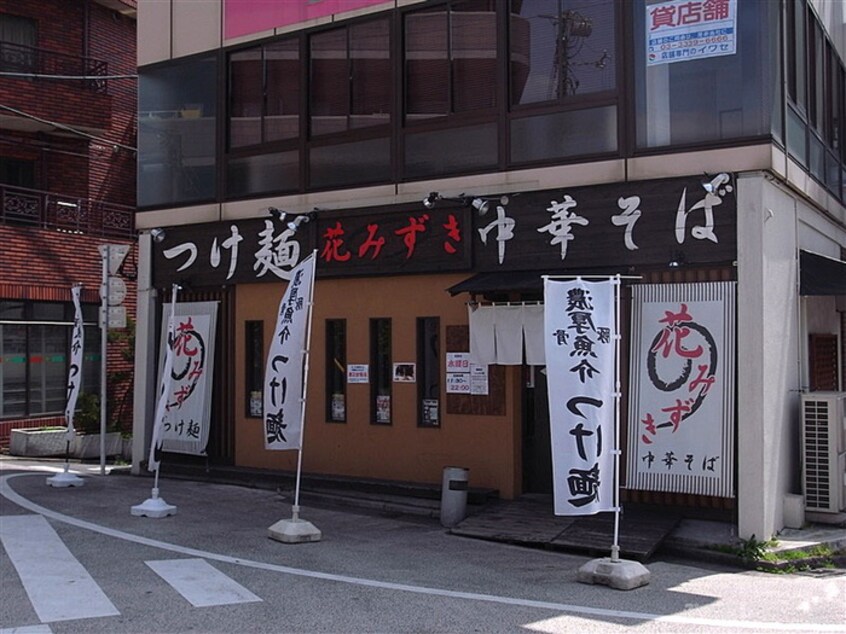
(145, 558, 262, 607)
(0, 515, 119, 623)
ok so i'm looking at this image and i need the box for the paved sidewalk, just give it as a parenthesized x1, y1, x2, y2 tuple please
(2, 456, 846, 633)
(4, 455, 846, 571)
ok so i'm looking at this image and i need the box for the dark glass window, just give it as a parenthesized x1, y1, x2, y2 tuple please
(404, 122, 497, 179)
(326, 320, 346, 423)
(310, 137, 391, 189)
(229, 47, 262, 148)
(310, 18, 391, 136)
(0, 14, 36, 73)
(404, 0, 497, 121)
(634, 0, 778, 149)
(245, 321, 263, 418)
(510, 105, 616, 163)
(417, 317, 440, 428)
(509, 0, 616, 106)
(0, 300, 100, 419)
(809, 19, 824, 135)
(786, 0, 806, 110)
(229, 39, 300, 149)
(507, 0, 618, 165)
(226, 151, 299, 198)
(266, 40, 302, 142)
(138, 55, 218, 208)
(370, 318, 391, 425)
(0, 158, 35, 188)
(0, 14, 34, 44)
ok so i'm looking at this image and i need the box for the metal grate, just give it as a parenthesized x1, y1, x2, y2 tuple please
(803, 399, 831, 510)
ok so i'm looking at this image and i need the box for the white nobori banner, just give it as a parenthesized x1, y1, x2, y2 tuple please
(63, 285, 84, 442)
(544, 278, 616, 516)
(627, 282, 735, 498)
(155, 301, 219, 457)
(264, 252, 315, 450)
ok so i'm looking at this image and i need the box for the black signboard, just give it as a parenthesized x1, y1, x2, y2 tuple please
(471, 175, 736, 272)
(151, 175, 736, 287)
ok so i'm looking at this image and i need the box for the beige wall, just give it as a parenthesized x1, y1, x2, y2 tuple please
(233, 273, 522, 499)
(138, 0, 427, 65)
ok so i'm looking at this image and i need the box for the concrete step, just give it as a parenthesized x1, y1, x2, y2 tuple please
(159, 462, 499, 514)
(297, 488, 442, 518)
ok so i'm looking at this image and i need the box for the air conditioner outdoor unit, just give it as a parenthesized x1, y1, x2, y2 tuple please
(801, 392, 846, 513)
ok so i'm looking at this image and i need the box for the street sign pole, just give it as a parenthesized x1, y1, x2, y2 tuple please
(99, 245, 110, 476)
(96, 243, 129, 475)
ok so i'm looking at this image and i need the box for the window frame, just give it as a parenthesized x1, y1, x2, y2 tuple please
(416, 316, 440, 428)
(0, 300, 100, 420)
(325, 319, 347, 423)
(402, 0, 501, 124)
(369, 317, 392, 425)
(244, 320, 264, 419)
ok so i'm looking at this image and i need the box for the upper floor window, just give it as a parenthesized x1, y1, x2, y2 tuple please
(310, 18, 391, 136)
(786, 0, 807, 112)
(0, 158, 35, 189)
(230, 39, 300, 149)
(138, 54, 218, 209)
(0, 14, 36, 72)
(509, 0, 616, 107)
(404, 0, 497, 122)
(634, 0, 778, 149)
(0, 13, 35, 46)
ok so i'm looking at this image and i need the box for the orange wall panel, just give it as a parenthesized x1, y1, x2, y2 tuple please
(233, 273, 521, 498)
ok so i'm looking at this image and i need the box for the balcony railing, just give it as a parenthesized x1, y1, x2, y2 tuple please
(0, 41, 109, 94)
(0, 184, 134, 238)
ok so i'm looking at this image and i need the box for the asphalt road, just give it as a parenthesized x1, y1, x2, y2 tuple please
(1, 458, 844, 634)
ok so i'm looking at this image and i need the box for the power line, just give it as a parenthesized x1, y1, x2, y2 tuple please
(0, 103, 137, 153)
(0, 71, 137, 80)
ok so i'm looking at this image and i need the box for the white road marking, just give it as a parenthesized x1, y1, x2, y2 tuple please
(1, 472, 844, 633)
(0, 515, 119, 623)
(146, 558, 262, 607)
(0, 626, 54, 634)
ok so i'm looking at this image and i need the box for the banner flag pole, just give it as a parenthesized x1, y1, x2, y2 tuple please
(611, 274, 622, 562)
(267, 250, 321, 543)
(572, 274, 650, 590)
(48, 283, 85, 488)
(291, 249, 317, 521)
(131, 283, 180, 518)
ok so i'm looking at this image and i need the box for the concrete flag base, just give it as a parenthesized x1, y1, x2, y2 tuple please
(577, 557, 651, 591)
(268, 505, 322, 543)
(46, 466, 84, 488)
(131, 488, 177, 518)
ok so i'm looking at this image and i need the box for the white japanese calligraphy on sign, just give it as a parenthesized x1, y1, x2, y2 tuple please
(537, 196, 589, 260)
(477, 205, 515, 265)
(210, 225, 244, 280)
(161, 221, 303, 282)
(264, 252, 315, 450)
(163, 242, 198, 271)
(156, 301, 219, 458)
(611, 195, 642, 251)
(675, 173, 732, 244)
(544, 278, 616, 516)
(254, 220, 301, 280)
(64, 285, 84, 442)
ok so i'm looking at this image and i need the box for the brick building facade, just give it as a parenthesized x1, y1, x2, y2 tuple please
(0, 0, 137, 447)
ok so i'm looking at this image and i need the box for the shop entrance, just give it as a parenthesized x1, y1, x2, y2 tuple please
(522, 365, 552, 493)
